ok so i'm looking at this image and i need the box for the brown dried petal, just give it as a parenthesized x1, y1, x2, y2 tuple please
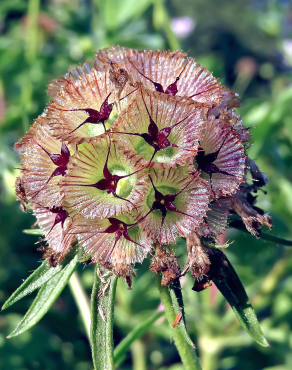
(182, 233, 211, 278)
(228, 190, 273, 238)
(150, 244, 180, 286)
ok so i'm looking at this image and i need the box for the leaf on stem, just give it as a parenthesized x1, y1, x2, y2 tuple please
(7, 249, 81, 337)
(2, 259, 62, 310)
(114, 310, 164, 368)
(213, 255, 269, 347)
(229, 219, 292, 246)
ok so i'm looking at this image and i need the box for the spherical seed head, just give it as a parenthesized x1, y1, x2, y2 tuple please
(14, 46, 272, 279)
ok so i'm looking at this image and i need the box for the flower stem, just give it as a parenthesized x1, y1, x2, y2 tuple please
(68, 271, 91, 340)
(90, 268, 118, 370)
(156, 274, 202, 370)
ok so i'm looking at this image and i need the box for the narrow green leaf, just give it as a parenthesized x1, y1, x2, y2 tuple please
(2, 260, 62, 310)
(90, 267, 118, 370)
(23, 229, 43, 235)
(213, 255, 269, 347)
(114, 310, 164, 368)
(169, 279, 196, 349)
(229, 220, 292, 246)
(7, 250, 81, 338)
(156, 275, 202, 370)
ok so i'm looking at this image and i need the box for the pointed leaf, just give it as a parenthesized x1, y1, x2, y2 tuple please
(7, 250, 81, 338)
(2, 260, 62, 310)
(114, 310, 164, 367)
(213, 256, 269, 347)
(90, 267, 118, 370)
(229, 220, 292, 246)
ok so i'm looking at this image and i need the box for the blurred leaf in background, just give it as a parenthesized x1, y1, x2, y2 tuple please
(0, 0, 292, 370)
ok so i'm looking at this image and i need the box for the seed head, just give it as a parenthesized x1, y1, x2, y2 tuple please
(14, 46, 272, 285)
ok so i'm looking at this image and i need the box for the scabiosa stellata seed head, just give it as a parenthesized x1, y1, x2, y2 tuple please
(14, 46, 272, 288)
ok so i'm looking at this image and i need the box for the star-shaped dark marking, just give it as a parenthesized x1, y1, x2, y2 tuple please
(30, 141, 70, 199)
(130, 61, 187, 96)
(95, 217, 145, 265)
(112, 90, 195, 165)
(56, 87, 139, 135)
(195, 130, 237, 198)
(57, 92, 113, 134)
(134, 174, 200, 242)
(68, 138, 142, 210)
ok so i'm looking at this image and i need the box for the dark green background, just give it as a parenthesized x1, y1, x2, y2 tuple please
(1, 0, 292, 369)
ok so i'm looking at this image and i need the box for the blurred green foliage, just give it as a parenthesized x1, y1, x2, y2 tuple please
(0, 0, 292, 369)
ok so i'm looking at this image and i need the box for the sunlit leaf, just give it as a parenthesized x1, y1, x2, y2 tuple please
(7, 250, 81, 338)
(2, 259, 61, 310)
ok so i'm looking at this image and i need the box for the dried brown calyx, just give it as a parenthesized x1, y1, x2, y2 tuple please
(15, 173, 28, 212)
(192, 248, 228, 292)
(181, 233, 211, 278)
(228, 189, 273, 238)
(150, 244, 181, 286)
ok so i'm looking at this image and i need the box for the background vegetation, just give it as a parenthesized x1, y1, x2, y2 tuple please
(0, 0, 292, 369)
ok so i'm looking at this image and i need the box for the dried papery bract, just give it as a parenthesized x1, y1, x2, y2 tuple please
(71, 214, 152, 278)
(136, 167, 210, 245)
(15, 121, 70, 209)
(194, 115, 246, 199)
(60, 137, 148, 219)
(97, 46, 228, 104)
(111, 88, 205, 167)
(197, 198, 230, 241)
(47, 58, 103, 97)
(33, 203, 75, 266)
(48, 68, 123, 144)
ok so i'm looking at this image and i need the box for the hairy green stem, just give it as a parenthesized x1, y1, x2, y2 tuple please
(156, 274, 202, 370)
(68, 271, 91, 340)
(90, 268, 118, 370)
